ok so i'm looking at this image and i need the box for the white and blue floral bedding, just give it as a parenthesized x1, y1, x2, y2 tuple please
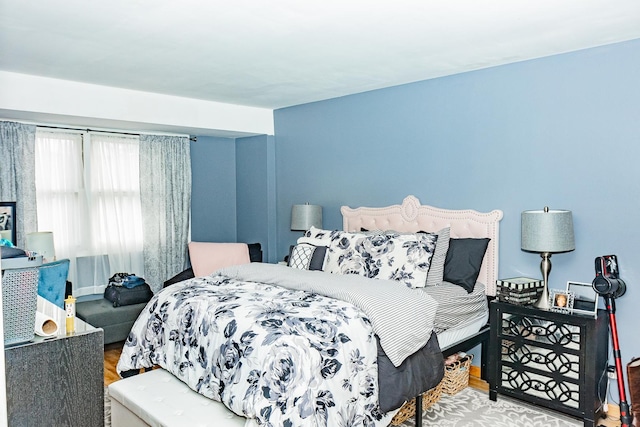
(117, 264, 440, 426)
(302, 227, 439, 289)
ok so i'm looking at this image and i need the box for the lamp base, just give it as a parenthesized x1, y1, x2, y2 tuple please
(533, 252, 552, 310)
(534, 282, 551, 309)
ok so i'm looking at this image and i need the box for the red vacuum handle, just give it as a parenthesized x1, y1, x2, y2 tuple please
(604, 296, 634, 427)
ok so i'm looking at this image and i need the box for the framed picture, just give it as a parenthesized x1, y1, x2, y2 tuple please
(549, 289, 575, 313)
(0, 201, 17, 245)
(566, 281, 599, 318)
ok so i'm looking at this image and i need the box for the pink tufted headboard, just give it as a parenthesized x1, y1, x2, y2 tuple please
(341, 195, 503, 295)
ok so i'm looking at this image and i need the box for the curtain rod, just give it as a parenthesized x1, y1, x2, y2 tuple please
(32, 123, 196, 142)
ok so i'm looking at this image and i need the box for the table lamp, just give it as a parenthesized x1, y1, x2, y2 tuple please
(291, 203, 322, 232)
(521, 207, 575, 309)
(26, 231, 56, 263)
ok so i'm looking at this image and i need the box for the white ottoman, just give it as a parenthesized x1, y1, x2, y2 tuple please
(108, 368, 247, 427)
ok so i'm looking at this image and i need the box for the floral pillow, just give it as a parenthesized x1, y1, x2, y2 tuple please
(361, 232, 438, 288)
(361, 227, 450, 287)
(324, 230, 369, 276)
(297, 226, 334, 247)
(325, 230, 438, 288)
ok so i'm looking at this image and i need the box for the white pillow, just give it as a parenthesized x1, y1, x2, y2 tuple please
(360, 227, 450, 287)
(324, 230, 438, 288)
(323, 230, 369, 276)
(361, 232, 438, 288)
(297, 226, 333, 246)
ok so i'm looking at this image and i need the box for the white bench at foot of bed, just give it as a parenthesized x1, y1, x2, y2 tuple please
(108, 368, 248, 427)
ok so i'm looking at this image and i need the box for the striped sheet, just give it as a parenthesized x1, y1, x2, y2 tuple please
(425, 227, 451, 287)
(422, 281, 488, 334)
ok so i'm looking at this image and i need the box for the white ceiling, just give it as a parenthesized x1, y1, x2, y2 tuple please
(1, 0, 640, 110)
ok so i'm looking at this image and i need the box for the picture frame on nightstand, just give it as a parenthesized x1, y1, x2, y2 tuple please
(566, 281, 599, 318)
(549, 289, 574, 313)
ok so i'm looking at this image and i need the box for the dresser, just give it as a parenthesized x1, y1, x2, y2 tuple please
(489, 300, 608, 427)
(4, 297, 104, 427)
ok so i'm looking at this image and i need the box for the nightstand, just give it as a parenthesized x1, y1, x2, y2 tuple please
(489, 300, 609, 427)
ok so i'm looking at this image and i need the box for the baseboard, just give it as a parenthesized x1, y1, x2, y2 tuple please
(606, 403, 620, 418)
(597, 403, 622, 427)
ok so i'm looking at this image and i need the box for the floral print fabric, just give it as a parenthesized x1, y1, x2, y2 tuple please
(117, 275, 387, 427)
(321, 229, 438, 288)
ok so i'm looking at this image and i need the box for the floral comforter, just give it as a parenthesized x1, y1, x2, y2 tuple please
(118, 274, 394, 426)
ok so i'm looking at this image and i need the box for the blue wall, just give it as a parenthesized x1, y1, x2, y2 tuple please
(190, 136, 238, 242)
(273, 39, 640, 369)
(236, 134, 277, 262)
(191, 134, 277, 261)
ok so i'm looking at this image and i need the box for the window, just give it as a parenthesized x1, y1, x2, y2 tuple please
(35, 129, 144, 296)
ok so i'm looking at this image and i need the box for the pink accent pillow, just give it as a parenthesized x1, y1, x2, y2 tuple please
(188, 242, 251, 277)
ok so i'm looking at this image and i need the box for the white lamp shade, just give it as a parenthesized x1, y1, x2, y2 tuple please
(291, 204, 322, 231)
(521, 209, 575, 253)
(26, 232, 56, 262)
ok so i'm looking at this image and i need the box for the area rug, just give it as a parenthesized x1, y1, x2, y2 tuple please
(401, 387, 582, 427)
(103, 386, 583, 427)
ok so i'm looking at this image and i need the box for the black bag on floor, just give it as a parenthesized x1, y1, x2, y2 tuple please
(104, 282, 153, 307)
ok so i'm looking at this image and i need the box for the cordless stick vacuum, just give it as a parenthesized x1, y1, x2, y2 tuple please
(592, 255, 634, 427)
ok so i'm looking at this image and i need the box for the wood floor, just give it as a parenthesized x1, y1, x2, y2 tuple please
(104, 341, 126, 387)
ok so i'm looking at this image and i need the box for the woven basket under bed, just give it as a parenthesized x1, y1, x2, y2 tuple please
(442, 354, 473, 395)
(390, 380, 444, 425)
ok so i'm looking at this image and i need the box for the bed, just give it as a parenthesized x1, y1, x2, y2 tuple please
(116, 195, 502, 426)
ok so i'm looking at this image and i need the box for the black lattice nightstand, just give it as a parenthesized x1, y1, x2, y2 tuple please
(489, 300, 609, 427)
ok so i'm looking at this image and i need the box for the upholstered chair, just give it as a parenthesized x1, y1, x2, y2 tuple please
(37, 259, 70, 309)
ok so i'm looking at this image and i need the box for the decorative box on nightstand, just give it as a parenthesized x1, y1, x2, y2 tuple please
(489, 300, 609, 427)
(496, 277, 543, 305)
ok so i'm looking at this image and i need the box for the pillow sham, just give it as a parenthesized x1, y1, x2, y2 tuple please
(324, 230, 369, 276)
(425, 227, 450, 287)
(326, 230, 438, 288)
(361, 227, 450, 287)
(288, 243, 327, 271)
(361, 232, 438, 288)
(443, 238, 490, 293)
(297, 226, 333, 247)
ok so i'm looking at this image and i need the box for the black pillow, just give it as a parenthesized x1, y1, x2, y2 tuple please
(247, 242, 263, 263)
(443, 238, 490, 293)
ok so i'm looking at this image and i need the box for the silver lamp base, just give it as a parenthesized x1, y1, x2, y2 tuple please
(534, 252, 552, 309)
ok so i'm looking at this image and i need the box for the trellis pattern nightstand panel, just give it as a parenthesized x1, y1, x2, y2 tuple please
(489, 301, 609, 427)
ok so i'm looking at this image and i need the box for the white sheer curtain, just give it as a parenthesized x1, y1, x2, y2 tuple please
(35, 129, 144, 296)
